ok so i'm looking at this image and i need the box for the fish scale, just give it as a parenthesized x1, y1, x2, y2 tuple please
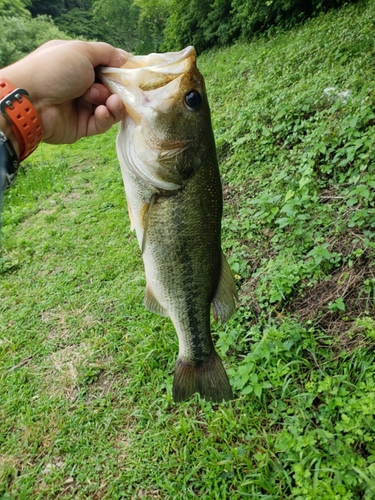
(99, 46, 238, 402)
(146, 167, 221, 358)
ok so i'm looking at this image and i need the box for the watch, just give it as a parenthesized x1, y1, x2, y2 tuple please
(0, 77, 43, 161)
(0, 129, 19, 190)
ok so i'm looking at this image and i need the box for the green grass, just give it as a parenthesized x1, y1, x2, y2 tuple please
(1, 1, 375, 498)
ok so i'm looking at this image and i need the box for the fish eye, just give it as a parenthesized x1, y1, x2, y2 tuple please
(184, 90, 202, 111)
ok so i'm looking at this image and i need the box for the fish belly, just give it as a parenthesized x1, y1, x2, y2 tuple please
(124, 159, 233, 402)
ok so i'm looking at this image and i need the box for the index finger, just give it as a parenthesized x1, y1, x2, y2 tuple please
(84, 41, 129, 69)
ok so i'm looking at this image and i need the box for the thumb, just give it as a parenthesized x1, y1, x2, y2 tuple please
(85, 42, 129, 69)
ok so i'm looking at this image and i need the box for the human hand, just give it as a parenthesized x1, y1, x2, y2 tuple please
(0, 40, 129, 145)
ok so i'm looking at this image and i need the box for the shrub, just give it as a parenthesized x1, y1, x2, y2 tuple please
(0, 13, 71, 67)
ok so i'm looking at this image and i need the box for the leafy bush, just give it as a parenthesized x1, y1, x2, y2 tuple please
(27, 0, 91, 18)
(54, 7, 106, 40)
(92, 0, 168, 53)
(162, 0, 363, 52)
(230, 0, 357, 39)
(0, 0, 29, 17)
(0, 13, 71, 67)
(162, 0, 234, 53)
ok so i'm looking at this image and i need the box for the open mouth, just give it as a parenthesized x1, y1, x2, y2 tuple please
(99, 46, 196, 93)
(98, 46, 198, 123)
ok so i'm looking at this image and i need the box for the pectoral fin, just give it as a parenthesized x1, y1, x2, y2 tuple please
(127, 199, 135, 231)
(212, 252, 238, 323)
(141, 193, 158, 254)
(144, 286, 169, 317)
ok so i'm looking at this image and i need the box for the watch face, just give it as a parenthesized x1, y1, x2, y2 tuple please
(0, 130, 7, 145)
(1, 161, 19, 191)
(0, 156, 7, 192)
(0, 169, 17, 191)
(0, 131, 19, 191)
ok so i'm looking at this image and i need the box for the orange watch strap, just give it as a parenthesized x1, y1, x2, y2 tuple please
(0, 78, 43, 161)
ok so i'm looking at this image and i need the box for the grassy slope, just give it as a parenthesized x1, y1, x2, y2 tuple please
(1, 1, 375, 498)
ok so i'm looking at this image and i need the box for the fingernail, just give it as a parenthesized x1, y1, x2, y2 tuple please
(117, 48, 130, 58)
(117, 49, 130, 65)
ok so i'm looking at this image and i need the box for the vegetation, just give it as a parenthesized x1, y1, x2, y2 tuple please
(1, 0, 375, 498)
(27, 0, 92, 18)
(0, 0, 71, 68)
(0, 0, 363, 62)
(53, 8, 106, 42)
(0, 14, 70, 67)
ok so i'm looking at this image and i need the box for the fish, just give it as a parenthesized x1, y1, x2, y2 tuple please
(99, 46, 238, 402)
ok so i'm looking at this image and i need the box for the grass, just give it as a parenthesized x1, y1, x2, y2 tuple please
(1, 1, 375, 498)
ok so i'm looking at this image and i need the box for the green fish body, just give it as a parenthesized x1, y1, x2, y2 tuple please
(100, 47, 237, 402)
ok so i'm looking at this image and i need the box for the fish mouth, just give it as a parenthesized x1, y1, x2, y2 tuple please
(98, 46, 197, 123)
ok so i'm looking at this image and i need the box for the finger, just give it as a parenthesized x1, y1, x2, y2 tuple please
(88, 105, 113, 136)
(105, 94, 126, 122)
(83, 83, 112, 105)
(85, 99, 125, 137)
(33, 41, 128, 70)
(85, 41, 129, 69)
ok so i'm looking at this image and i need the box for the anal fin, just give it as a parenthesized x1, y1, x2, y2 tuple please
(212, 252, 238, 323)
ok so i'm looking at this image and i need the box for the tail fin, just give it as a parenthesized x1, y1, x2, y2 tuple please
(172, 351, 233, 403)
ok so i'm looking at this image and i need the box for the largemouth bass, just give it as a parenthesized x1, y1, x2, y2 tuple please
(99, 47, 237, 402)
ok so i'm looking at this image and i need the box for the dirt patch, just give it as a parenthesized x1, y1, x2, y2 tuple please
(289, 258, 373, 323)
(136, 488, 163, 499)
(43, 343, 92, 401)
(84, 366, 122, 403)
(41, 342, 123, 404)
(40, 305, 98, 342)
(40, 308, 71, 341)
(63, 191, 81, 203)
(113, 433, 132, 462)
(240, 236, 375, 352)
(287, 254, 375, 349)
